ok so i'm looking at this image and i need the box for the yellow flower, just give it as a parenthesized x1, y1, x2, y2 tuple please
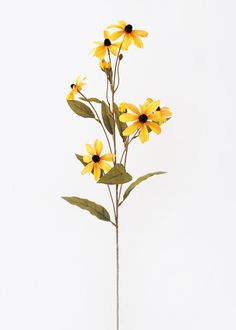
(92, 31, 121, 59)
(66, 75, 86, 100)
(108, 20, 148, 50)
(81, 139, 115, 181)
(100, 59, 111, 70)
(144, 98, 172, 124)
(119, 101, 161, 143)
(118, 102, 129, 113)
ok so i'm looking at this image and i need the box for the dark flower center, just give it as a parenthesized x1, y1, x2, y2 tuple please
(156, 106, 161, 111)
(70, 84, 75, 89)
(92, 155, 100, 163)
(125, 24, 133, 33)
(104, 38, 111, 46)
(139, 114, 148, 123)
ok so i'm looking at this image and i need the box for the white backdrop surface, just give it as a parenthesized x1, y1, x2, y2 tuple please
(0, 0, 236, 329)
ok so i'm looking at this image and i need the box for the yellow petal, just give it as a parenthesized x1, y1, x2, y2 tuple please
(93, 45, 107, 59)
(118, 102, 129, 113)
(122, 34, 132, 50)
(161, 107, 172, 117)
(139, 124, 149, 143)
(147, 121, 161, 135)
(100, 153, 115, 161)
(66, 91, 75, 100)
(81, 162, 94, 175)
(107, 24, 123, 29)
(132, 30, 148, 37)
(122, 122, 140, 136)
(103, 30, 110, 39)
(109, 45, 119, 56)
(85, 144, 94, 156)
(132, 35, 144, 48)
(126, 103, 140, 115)
(99, 161, 112, 172)
(142, 97, 153, 107)
(148, 113, 158, 121)
(119, 113, 138, 122)
(75, 75, 86, 86)
(142, 100, 160, 114)
(155, 111, 165, 123)
(94, 139, 103, 156)
(110, 30, 124, 41)
(83, 155, 92, 163)
(118, 20, 127, 28)
(93, 163, 101, 181)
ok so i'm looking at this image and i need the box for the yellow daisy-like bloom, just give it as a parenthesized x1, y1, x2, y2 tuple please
(100, 59, 111, 70)
(108, 20, 148, 50)
(118, 102, 129, 113)
(81, 139, 115, 181)
(66, 75, 86, 100)
(144, 98, 172, 124)
(92, 31, 120, 59)
(119, 101, 161, 144)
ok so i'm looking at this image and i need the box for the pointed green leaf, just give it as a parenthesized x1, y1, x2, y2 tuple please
(101, 101, 114, 135)
(97, 164, 132, 185)
(123, 171, 166, 201)
(67, 100, 95, 118)
(62, 196, 111, 222)
(75, 154, 87, 166)
(113, 103, 127, 142)
(79, 97, 102, 104)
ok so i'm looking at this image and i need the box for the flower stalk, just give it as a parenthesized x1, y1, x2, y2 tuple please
(64, 20, 172, 330)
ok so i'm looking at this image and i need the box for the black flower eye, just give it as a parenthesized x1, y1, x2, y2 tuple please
(139, 114, 148, 123)
(104, 39, 111, 46)
(125, 24, 133, 33)
(92, 155, 100, 163)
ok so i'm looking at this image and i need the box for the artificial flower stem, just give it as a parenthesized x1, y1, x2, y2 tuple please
(114, 57, 121, 93)
(108, 49, 120, 330)
(113, 43, 123, 93)
(107, 185, 116, 220)
(118, 130, 140, 203)
(115, 200, 120, 330)
(106, 78, 111, 108)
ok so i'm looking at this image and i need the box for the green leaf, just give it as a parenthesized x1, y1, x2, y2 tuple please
(67, 100, 95, 118)
(62, 196, 111, 222)
(97, 164, 132, 185)
(101, 101, 114, 135)
(75, 154, 87, 166)
(123, 171, 166, 201)
(79, 97, 102, 104)
(113, 103, 127, 142)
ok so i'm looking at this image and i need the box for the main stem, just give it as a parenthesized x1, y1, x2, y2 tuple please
(115, 194, 119, 330)
(109, 45, 122, 330)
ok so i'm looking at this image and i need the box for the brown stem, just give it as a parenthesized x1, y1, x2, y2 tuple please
(107, 185, 116, 220)
(115, 197, 119, 330)
(108, 45, 124, 330)
(118, 131, 140, 203)
(114, 58, 121, 93)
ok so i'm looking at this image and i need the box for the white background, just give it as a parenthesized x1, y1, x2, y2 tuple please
(0, 0, 236, 329)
